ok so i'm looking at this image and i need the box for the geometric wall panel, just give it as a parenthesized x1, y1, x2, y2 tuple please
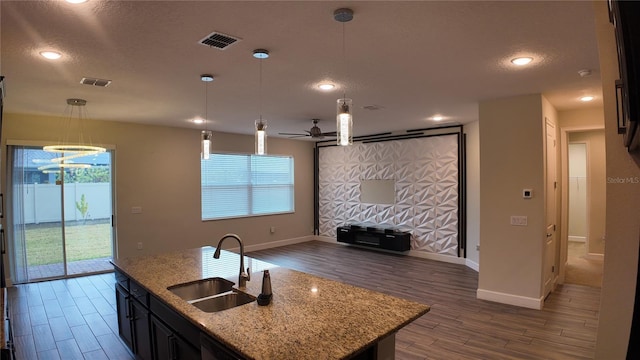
(318, 135, 459, 256)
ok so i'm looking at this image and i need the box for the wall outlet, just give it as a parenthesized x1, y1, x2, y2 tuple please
(476, 244, 480, 251)
(510, 216, 528, 226)
(137, 242, 143, 250)
(131, 206, 142, 214)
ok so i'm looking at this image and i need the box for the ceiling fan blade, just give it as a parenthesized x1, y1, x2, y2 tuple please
(322, 131, 337, 137)
(279, 132, 309, 136)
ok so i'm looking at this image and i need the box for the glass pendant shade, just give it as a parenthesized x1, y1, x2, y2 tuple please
(201, 130, 212, 160)
(255, 120, 267, 155)
(336, 98, 353, 146)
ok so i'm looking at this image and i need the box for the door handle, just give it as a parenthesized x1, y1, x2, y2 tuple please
(546, 233, 553, 238)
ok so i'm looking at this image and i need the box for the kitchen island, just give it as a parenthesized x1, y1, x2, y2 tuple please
(112, 246, 430, 359)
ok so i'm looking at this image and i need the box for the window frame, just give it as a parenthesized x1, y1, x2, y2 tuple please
(201, 152, 295, 221)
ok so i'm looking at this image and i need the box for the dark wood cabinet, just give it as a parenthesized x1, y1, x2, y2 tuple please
(116, 284, 134, 352)
(150, 315, 199, 360)
(116, 270, 201, 360)
(200, 333, 242, 360)
(131, 299, 152, 360)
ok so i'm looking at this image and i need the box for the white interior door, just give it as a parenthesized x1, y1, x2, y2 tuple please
(544, 119, 558, 297)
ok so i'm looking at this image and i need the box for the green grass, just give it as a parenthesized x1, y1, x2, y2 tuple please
(25, 221, 112, 266)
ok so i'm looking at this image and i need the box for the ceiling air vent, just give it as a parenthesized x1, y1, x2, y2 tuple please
(199, 31, 241, 50)
(80, 77, 111, 87)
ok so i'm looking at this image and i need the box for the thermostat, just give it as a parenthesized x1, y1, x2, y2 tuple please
(523, 189, 533, 199)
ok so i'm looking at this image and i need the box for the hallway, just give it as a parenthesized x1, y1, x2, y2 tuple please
(565, 241, 604, 288)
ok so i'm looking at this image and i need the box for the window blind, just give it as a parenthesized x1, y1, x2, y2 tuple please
(201, 153, 294, 220)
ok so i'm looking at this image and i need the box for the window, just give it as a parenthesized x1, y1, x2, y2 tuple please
(201, 153, 294, 220)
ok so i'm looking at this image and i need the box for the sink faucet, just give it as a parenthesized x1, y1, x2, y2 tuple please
(213, 233, 250, 288)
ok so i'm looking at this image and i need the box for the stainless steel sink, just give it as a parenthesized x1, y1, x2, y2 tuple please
(168, 277, 234, 301)
(191, 290, 256, 312)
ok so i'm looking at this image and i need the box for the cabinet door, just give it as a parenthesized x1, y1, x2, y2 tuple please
(150, 315, 199, 360)
(131, 299, 152, 360)
(116, 285, 134, 352)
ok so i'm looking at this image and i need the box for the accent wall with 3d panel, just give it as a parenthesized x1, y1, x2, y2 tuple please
(315, 126, 465, 258)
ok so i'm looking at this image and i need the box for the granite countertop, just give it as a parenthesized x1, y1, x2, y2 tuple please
(112, 247, 430, 360)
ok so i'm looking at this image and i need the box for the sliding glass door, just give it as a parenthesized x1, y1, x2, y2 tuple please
(7, 145, 114, 283)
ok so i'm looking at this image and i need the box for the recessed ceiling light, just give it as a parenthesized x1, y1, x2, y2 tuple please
(65, 0, 88, 3)
(193, 118, 205, 124)
(253, 49, 269, 59)
(511, 57, 533, 66)
(318, 83, 335, 91)
(40, 51, 62, 60)
(432, 115, 444, 121)
(580, 96, 594, 102)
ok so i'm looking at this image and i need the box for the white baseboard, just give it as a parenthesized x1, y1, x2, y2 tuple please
(315, 236, 337, 243)
(585, 253, 605, 261)
(243, 235, 315, 252)
(407, 249, 465, 265)
(465, 259, 479, 272)
(568, 236, 586, 243)
(476, 289, 543, 310)
(314, 236, 466, 266)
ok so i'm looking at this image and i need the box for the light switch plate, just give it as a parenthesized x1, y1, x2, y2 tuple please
(510, 216, 528, 226)
(131, 206, 142, 214)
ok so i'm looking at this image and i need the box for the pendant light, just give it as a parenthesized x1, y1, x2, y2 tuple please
(253, 49, 269, 155)
(200, 74, 214, 160)
(42, 98, 106, 169)
(334, 8, 354, 146)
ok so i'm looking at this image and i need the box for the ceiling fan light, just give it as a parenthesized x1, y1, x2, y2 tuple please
(337, 98, 353, 146)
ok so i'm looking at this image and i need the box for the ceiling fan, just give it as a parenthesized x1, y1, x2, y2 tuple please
(279, 119, 336, 139)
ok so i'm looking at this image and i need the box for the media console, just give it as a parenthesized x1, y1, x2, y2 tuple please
(337, 225, 411, 252)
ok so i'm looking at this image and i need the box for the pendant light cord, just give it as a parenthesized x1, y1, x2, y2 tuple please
(342, 21, 347, 100)
(259, 57, 263, 122)
(205, 80, 209, 131)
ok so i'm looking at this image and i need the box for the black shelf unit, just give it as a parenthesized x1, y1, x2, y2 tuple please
(337, 226, 410, 252)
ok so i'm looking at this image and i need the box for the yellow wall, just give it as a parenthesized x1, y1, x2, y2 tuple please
(593, 1, 640, 358)
(1, 113, 315, 259)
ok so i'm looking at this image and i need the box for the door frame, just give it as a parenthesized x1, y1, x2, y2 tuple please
(544, 118, 559, 298)
(558, 125, 604, 284)
(3, 140, 117, 283)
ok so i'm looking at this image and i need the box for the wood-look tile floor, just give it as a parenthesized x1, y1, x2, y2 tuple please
(7, 241, 600, 359)
(248, 241, 600, 360)
(8, 273, 134, 360)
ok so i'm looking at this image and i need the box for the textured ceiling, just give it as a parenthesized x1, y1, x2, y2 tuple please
(0, 1, 603, 139)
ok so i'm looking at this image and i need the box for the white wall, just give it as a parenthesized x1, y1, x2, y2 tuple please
(568, 130, 606, 255)
(317, 133, 461, 256)
(568, 143, 588, 239)
(1, 113, 315, 259)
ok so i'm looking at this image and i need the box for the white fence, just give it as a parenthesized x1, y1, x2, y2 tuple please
(22, 183, 111, 224)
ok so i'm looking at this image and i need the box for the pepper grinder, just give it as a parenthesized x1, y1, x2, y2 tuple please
(257, 270, 272, 306)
